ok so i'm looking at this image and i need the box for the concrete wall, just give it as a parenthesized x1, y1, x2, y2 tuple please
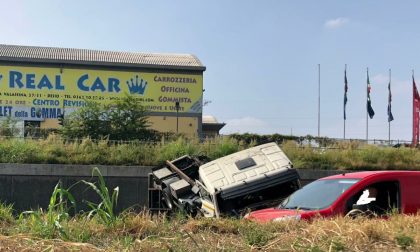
(0, 163, 152, 213)
(0, 163, 347, 213)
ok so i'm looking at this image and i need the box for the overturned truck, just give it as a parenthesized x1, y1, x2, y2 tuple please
(148, 142, 300, 217)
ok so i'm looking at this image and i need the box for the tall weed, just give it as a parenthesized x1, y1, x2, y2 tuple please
(200, 137, 242, 159)
(158, 137, 199, 161)
(82, 167, 119, 226)
(0, 202, 14, 224)
(18, 180, 76, 239)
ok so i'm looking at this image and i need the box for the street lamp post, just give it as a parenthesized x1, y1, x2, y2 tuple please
(175, 101, 180, 134)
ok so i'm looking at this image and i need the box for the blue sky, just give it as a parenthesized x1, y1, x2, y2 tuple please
(1, 1, 419, 141)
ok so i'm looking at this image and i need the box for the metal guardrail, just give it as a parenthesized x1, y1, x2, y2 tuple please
(0, 127, 414, 148)
(297, 138, 412, 147)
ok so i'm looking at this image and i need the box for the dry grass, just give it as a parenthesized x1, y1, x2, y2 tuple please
(0, 234, 100, 251)
(1, 211, 419, 251)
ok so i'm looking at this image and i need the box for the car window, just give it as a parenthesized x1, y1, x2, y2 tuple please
(346, 181, 400, 215)
(280, 179, 359, 210)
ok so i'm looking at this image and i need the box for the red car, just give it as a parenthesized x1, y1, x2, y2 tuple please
(245, 171, 420, 222)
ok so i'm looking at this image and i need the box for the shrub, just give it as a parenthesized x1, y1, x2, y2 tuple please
(60, 94, 155, 141)
(240, 222, 273, 247)
(395, 234, 415, 250)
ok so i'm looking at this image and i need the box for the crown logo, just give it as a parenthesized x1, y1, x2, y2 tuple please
(126, 75, 147, 95)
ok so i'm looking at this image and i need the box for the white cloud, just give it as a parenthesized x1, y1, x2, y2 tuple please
(372, 74, 410, 95)
(221, 116, 272, 134)
(393, 79, 410, 95)
(324, 18, 349, 29)
(372, 74, 388, 85)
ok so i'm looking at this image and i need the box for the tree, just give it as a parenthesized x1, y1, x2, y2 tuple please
(59, 94, 154, 141)
(107, 95, 151, 140)
(0, 116, 20, 137)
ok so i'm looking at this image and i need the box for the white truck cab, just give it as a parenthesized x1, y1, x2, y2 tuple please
(149, 143, 300, 217)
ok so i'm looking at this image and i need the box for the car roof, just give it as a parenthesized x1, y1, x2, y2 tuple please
(321, 170, 420, 180)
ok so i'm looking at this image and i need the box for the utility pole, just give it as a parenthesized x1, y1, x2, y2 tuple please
(318, 64, 321, 137)
(175, 101, 180, 134)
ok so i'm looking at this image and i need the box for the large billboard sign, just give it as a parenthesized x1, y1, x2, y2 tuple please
(0, 65, 203, 120)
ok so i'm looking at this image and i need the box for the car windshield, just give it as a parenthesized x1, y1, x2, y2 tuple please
(279, 178, 360, 210)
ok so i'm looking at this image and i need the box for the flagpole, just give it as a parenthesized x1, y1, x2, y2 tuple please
(413, 69, 415, 146)
(389, 69, 391, 144)
(366, 67, 369, 143)
(413, 69, 420, 146)
(318, 64, 320, 138)
(344, 64, 347, 140)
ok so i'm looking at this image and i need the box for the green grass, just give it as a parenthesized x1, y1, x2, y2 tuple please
(0, 135, 244, 166)
(0, 135, 419, 170)
(282, 140, 420, 170)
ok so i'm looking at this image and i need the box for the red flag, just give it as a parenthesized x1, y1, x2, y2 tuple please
(413, 76, 420, 146)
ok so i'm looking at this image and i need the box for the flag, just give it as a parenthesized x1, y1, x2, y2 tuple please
(387, 80, 394, 122)
(413, 75, 420, 146)
(367, 72, 375, 119)
(344, 69, 348, 120)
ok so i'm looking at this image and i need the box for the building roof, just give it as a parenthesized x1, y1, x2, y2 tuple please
(322, 171, 420, 180)
(202, 115, 226, 133)
(202, 115, 219, 124)
(0, 44, 205, 71)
